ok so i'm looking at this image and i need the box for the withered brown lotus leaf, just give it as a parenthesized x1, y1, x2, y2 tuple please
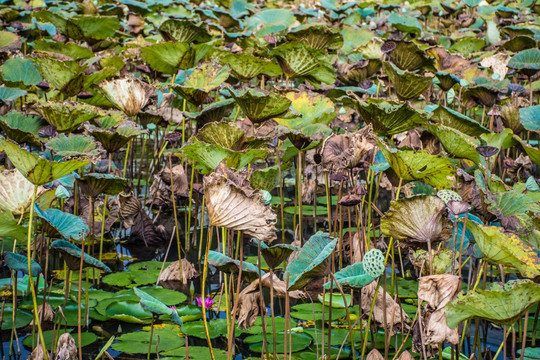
(381, 195, 452, 244)
(55, 333, 77, 360)
(117, 191, 142, 228)
(149, 165, 189, 207)
(95, 77, 153, 117)
(361, 281, 410, 335)
(367, 349, 384, 360)
(319, 125, 376, 172)
(158, 259, 199, 285)
(204, 164, 277, 243)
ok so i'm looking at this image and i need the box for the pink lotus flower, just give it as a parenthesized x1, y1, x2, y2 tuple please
(196, 296, 215, 308)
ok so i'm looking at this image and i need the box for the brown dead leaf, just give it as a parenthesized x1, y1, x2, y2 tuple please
(237, 290, 266, 329)
(31, 303, 54, 327)
(361, 282, 410, 335)
(204, 164, 277, 242)
(55, 333, 77, 360)
(28, 345, 46, 360)
(319, 125, 376, 172)
(158, 259, 199, 285)
(366, 348, 384, 360)
(128, 14, 144, 34)
(397, 350, 415, 360)
(417, 275, 460, 348)
(149, 165, 189, 207)
(116, 191, 142, 228)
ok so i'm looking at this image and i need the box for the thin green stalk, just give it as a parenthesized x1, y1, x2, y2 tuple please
(147, 315, 155, 360)
(27, 185, 48, 360)
(202, 226, 216, 360)
(123, 140, 132, 178)
(221, 227, 231, 339)
(186, 165, 195, 252)
(168, 153, 183, 281)
(324, 173, 332, 235)
(98, 195, 108, 262)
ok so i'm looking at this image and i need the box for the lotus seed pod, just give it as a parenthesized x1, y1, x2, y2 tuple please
(436, 189, 462, 204)
(362, 248, 385, 278)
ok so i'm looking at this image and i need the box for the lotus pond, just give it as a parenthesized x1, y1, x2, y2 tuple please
(0, 0, 539, 359)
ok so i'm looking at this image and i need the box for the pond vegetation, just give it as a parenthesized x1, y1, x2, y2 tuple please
(0, 0, 539, 359)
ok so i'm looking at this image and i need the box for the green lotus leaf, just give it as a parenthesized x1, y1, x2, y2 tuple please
(429, 106, 489, 136)
(514, 135, 540, 166)
(426, 124, 481, 163)
(251, 238, 299, 270)
(381, 195, 452, 243)
(1, 307, 33, 330)
(388, 41, 435, 71)
(159, 19, 211, 43)
(383, 62, 434, 101)
(207, 250, 265, 281)
(285, 232, 337, 291)
(172, 64, 230, 106)
(196, 122, 245, 150)
(1, 57, 42, 87)
(141, 42, 198, 74)
(501, 36, 537, 52)
(270, 42, 336, 86)
(46, 134, 102, 158)
(36, 206, 89, 241)
(275, 91, 334, 130)
(89, 121, 145, 153)
(180, 139, 267, 174)
(244, 9, 296, 35)
(290, 303, 346, 321)
(436, 72, 460, 92)
(112, 328, 185, 354)
(450, 37, 485, 56)
(324, 250, 384, 290)
(0, 211, 28, 242)
(133, 287, 183, 325)
(221, 54, 281, 81)
(50, 239, 111, 272)
(519, 105, 540, 132)
(466, 223, 540, 278)
(23, 329, 97, 351)
(249, 163, 291, 192)
(0, 86, 26, 103)
(33, 57, 84, 96)
(352, 99, 425, 137)
(118, 287, 186, 306)
(0, 111, 47, 145)
(0, 31, 20, 51)
(40, 101, 101, 133)
(0, 139, 88, 186)
(181, 318, 228, 339)
(500, 26, 540, 39)
(229, 87, 291, 123)
(161, 346, 228, 359)
(508, 48, 540, 76)
(446, 280, 540, 329)
(286, 24, 344, 50)
(185, 99, 236, 127)
(388, 12, 422, 36)
(3, 251, 42, 276)
(485, 190, 540, 235)
(377, 140, 456, 189)
(54, 303, 92, 327)
(462, 85, 499, 108)
(245, 331, 313, 353)
(33, 39, 94, 60)
(76, 173, 128, 198)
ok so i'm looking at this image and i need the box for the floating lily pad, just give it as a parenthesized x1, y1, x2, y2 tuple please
(1, 307, 33, 330)
(23, 329, 97, 351)
(112, 328, 185, 354)
(181, 318, 228, 339)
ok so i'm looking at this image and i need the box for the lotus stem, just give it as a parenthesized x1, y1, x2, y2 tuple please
(123, 139, 132, 178)
(201, 226, 216, 360)
(147, 315, 155, 360)
(168, 153, 183, 282)
(98, 195, 108, 262)
(27, 185, 48, 360)
(520, 311, 529, 360)
(227, 235, 243, 360)
(297, 150, 303, 243)
(256, 240, 269, 359)
(221, 227, 231, 339)
(330, 273, 356, 360)
(324, 172, 332, 235)
(277, 141, 285, 243)
(186, 165, 195, 252)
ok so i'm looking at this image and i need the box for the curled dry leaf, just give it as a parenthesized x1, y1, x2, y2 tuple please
(158, 258, 199, 285)
(31, 303, 54, 327)
(397, 350, 415, 360)
(417, 275, 460, 349)
(204, 164, 277, 243)
(319, 125, 376, 172)
(0, 169, 46, 215)
(366, 348, 384, 360)
(116, 191, 142, 228)
(480, 53, 510, 79)
(237, 290, 266, 330)
(28, 345, 46, 360)
(361, 281, 410, 335)
(149, 164, 189, 207)
(96, 77, 153, 117)
(54, 333, 78, 360)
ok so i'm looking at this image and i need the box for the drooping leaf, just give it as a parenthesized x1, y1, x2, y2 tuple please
(388, 41, 435, 71)
(0, 86, 26, 103)
(383, 62, 434, 101)
(426, 124, 480, 163)
(285, 232, 337, 291)
(381, 195, 452, 244)
(133, 287, 182, 325)
(229, 87, 291, 123)
(76, 173, 128, 198)
(519, 105, 540, 132)
(221, 54, 281, 81)
(141, 42, 197, 74)
(286, 24, 344, 50)
(40, 101, 101, 133)
(324, 248, 385, 289)
(46, 134, 102, 158)
(377, 140, 456, 189)
(172, 63, 230, 106)
(466, 223, 540, 278)
(35, 205, 89, 241)
(88, 121, 145, 154)
(3, 252, 42, 276)
(429, 106, 489, 137)
(95, 77, 151, 117)
(0, 111, 47, 145)
(50, 239, 110, 272)
(251, 238, 299, 270)
(508, 48, 540, 77)
(446, 280, 540, 328)
(207, 250, 265, 282)
(0, 139, 88, 186)
(158, 19, 211, 43)
(486, 190, 540, 235)
(0, 169, 46, 215)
